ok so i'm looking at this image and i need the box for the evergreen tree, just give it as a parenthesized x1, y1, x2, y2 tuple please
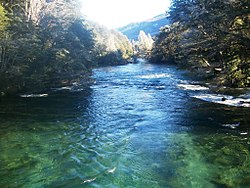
(88, 22, 133, 66)
(0, 0, 96, 94)
(151, 0, 250, 87)
(136, 30, 154, 57)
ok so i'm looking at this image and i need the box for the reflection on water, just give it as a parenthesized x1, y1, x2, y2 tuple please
(0, 63, 250, 187)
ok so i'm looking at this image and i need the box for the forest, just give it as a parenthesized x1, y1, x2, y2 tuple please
(0, 0, 132, 95)
(151, 0, 250, 87)
(0, 0, 249, 95)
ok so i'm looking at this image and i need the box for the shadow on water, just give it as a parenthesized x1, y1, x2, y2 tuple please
(0, 89, 94, 187)
(0, 63, 250, 187)
(166, 98, 250, 188)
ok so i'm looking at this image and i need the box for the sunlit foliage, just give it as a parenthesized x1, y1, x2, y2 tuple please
(0, 0, 95, 94)
(151, 0, 250, 87)
(136, 30, 154, 56)
(89, 22, 133, 66)
(0, 0, 135, 94)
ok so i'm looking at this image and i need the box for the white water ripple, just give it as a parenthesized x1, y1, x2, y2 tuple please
(177, 84, 209, 91)
(193, 94, 250, 107)
(138, 73, 171, 79)
(19, 94, 48, 98)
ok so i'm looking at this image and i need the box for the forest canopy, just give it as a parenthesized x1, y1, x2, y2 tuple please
(150, 0, 250, 87)
(1, 0, 249, 95)
(0, 0, 133, 95)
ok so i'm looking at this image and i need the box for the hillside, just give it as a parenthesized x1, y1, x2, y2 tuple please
(87, 21, 133, 66)
(118, 14, 169, 40)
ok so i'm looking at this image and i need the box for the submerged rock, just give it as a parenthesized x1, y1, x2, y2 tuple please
(221, 97, 227, 101)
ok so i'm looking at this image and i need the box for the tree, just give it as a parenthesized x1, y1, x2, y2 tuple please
(0, 0, 96, 94)
(0, 5, 9, 32)
(151, 0, 250, 87)
(88, 22, 133, 66)
(137, 30, 154, 55)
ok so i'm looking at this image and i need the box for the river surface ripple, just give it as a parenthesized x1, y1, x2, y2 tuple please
(0, 63, 250, 187)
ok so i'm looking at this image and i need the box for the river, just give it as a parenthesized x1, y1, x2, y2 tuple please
(0, 62, 250, 187)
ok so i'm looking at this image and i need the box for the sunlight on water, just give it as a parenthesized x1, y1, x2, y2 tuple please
(0, 63, 250, 187)
(193, 94, 250, 108)
(137, 73, 171, 79)
(177, 84, 209, 91)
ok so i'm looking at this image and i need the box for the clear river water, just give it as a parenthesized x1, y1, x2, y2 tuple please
(0, 62, 250, 188)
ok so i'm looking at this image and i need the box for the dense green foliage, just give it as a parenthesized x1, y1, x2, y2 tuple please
(151, 0, 250, 87)
(119, 14, 169, 40)
(0, 0, 96, 94)
(0, 5, 9, 32)
(89, 22, 133, 66)
(0, 0, 133, 95)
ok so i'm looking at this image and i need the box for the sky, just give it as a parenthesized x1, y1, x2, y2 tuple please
(81, 0, 171, 29)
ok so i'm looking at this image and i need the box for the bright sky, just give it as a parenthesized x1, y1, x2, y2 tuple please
(81, 0, 171, 29)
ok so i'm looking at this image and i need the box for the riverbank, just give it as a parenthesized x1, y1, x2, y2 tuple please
(0, 71, 93, 97)
(150, 59, 250, 93)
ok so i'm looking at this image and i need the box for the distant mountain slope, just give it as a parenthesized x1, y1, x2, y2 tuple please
(86, 21, 133, 65)
(118, 14, 169, 40)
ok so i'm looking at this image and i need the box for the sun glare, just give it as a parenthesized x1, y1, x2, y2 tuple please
(81, 0, 171, 29)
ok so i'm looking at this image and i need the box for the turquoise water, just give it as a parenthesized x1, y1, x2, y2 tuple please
(0, 63, 250, 187)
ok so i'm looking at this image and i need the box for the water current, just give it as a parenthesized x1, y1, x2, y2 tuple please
(0, 62, 250, 187)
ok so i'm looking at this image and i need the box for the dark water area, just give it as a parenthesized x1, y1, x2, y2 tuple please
(0, 63, 250, 187)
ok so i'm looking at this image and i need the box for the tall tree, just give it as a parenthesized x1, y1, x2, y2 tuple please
(88, 21, 133, 66)
(0, 0, 96, 94)
(151, 0, 250, 87)
(137, 30, 154, 55)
